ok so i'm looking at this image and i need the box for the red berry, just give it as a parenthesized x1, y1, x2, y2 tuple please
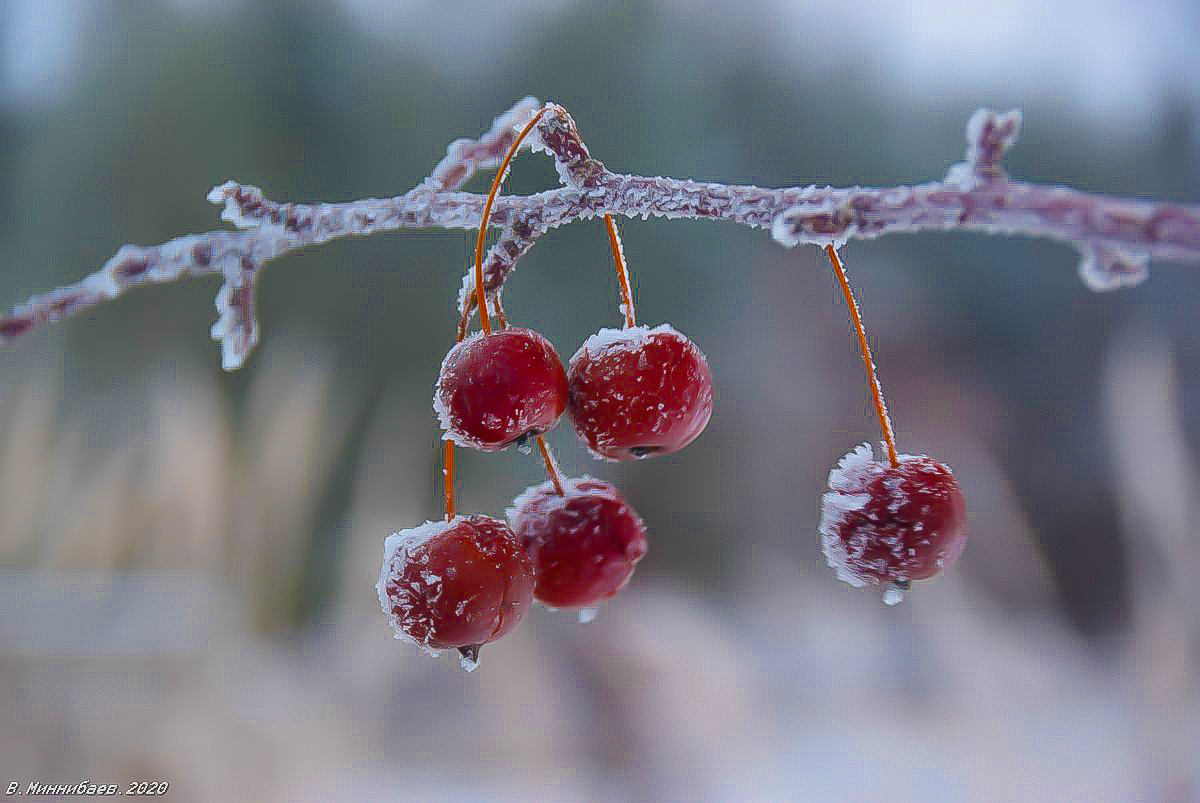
(377, 514, 534, 667)
(508, 476, 648, 610)
(435, 328, 568, 451)
(567, 324, 713, 461)
(820, 443, 968, 592)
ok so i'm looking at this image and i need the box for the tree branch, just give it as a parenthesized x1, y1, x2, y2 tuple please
(4, 100, 1197, 369)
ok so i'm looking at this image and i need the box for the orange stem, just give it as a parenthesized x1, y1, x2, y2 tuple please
(604, 214, 636, 328)
(473, 107, 547, 337)
(824, 244, 899, 468)
(445, 113, 547, 519)
(535, 435, 565, 496)
(443, 440, 456, 521)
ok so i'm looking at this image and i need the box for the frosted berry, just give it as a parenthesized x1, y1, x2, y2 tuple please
(820, 443, 968, 591)
(377, 514, 534, 668)
(508, 476, 648, 610)
(435, 328, 568, 451)
(567, 324, 713, 461)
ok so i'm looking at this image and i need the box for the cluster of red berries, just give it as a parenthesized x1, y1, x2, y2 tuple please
(377, 107, 716, 669)
(377, 311, 713, 669)
(377, 108, 970, 671)
(431, 322, 712, 461)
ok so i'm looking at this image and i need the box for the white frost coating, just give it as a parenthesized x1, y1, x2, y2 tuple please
(820, 443, 937, 588)
(505, 474, 602, 524)
(1078, 244, 1150, 291)
(207, 180, 256, 228)
(820, 441, 880, 587)
(574, 323, 677, 359)
(525, 111, 583, 190)
(943, 161, 979, 192)
(376, 518, 456, 655)
(964, 107, 1022, 171)
(770, 202, 857, 249)
(577, 606, 600, 624)
(211, 278, 259, 372)
(432, 331, 483, 448)
(881, 585, 906, 606)
(964, 108, 994, 152)
(427, 95, 541, 190)
(819, 485, 873, 588)
(456, 272, 504, 319)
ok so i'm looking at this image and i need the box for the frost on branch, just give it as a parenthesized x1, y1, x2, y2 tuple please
(945, 108, 1023, 190)
(5, 100, 1200, 366)
(427, 96, 542, 191)
(457, 211, 544, 325)
(1077, 244, 1151, 291)
(211, 257, 260, 371)
(529, 102, 605, 189)
(771, 200, 858, 249)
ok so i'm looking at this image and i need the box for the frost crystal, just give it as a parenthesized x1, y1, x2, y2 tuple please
(819, 442, 927, 588)
(1078, 244, 1150, 292)
(505, 475, 602, 524)
(376, 519, 454, 654)
(770, 201, 858, 249)
(456, 272, 504, 318)
(575, 323, 676, 358)
(881, 585, 906, 606)
(432, 332, 482, 448)
(458, 650, 481, 672)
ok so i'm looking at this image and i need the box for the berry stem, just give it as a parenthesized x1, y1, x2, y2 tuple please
(823, 244, 899, 468)
(535, 435, 566, 496)
(446, 111, 545, 518)
(604, 214, 636, 328)
(443, 440, 456, 521)
(473, 107, 547, 337)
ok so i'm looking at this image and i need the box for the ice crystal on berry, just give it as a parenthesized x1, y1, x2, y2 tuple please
(434, 328, 568, 451)
(377, 515, 534, 661)
(567, 324, 713, 461)
(819, 443, 968, 590)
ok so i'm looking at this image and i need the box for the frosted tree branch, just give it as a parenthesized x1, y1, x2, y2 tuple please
(3, 100, 1198, 369)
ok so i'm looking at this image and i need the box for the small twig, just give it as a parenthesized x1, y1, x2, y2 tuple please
(4, 102, 1198, 370)
(605, 215, 636, 328)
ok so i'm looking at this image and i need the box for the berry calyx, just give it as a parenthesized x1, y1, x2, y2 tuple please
(377, 514, 534, 669)
(567, 324, 714, 461)
(435, 327, 569, 451)
(820, 443, 968, 588)
(507, 476, 648, 610)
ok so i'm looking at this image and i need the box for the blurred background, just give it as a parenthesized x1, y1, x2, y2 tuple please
(2, 0, 1200, 800)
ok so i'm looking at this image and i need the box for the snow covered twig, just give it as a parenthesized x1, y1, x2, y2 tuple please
(3, 100, 1198, 370)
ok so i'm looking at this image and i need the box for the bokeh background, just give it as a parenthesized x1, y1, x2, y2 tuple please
(3, 1, 1200, 800)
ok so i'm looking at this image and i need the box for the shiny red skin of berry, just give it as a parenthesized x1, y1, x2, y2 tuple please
(567, 324, 714, 461)
(435, 328, 568, 451)
(378, 515, 534, 651)
(508, 477, 648, 609)
(821, 445, 968, 586)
